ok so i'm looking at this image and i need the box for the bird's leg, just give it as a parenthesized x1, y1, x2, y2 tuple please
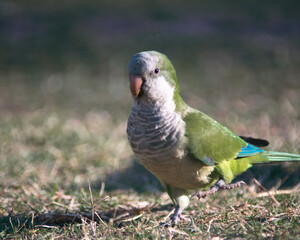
(160, 193, 190, 226)
(170, 205, 182, 225)
(192, 180, 246, 200)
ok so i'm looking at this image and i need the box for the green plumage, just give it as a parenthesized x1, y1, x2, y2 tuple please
(183, 109, 300, 184)
(127, 50, 300, 224)
(184, 111, 247, 164)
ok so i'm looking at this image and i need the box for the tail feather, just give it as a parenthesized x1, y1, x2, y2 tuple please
(264, 151, 300, 162)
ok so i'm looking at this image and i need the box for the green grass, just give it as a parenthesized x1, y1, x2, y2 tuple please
(1, 1, 300, 239)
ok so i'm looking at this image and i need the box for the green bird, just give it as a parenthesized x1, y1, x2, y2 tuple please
(126, 50, 300, 224)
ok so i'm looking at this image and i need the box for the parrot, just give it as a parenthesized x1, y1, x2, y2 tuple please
(126, 50, 300, 224)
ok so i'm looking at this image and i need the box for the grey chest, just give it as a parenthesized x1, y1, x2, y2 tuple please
(127, 102, 185, 160)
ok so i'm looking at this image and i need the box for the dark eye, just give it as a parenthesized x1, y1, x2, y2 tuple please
(154, 68, 159, 74)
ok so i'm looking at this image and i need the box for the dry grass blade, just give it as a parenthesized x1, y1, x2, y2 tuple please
(207, 218, 215, 233)
(167, 227, 189, 237)
(162, 209, 175, 224)
(256, 188, 300, 198)
(252, 178, 280, 206)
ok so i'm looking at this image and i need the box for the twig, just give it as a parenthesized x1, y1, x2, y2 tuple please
(88, 179, 95, 222)
(94, 211, 107, 226)
(252, 178, 280, 206)
(167, 227, 189, 237)
(36, 202, 152, 226)
(36, 212, 107, 225)
(37, 213, 88, 225)
(121, 213, 143, 222)
(34, 225, 58, 229)
(256, 188, 300, 198)
(162, 208, 175, 223)
(207, 218, 214, 233)
(99, 181, 105, 197)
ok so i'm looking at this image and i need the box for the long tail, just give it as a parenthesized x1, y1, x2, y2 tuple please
(222, 150, 300, 183)
(264, 151, 300, 162)
(247, 151, 300, 165)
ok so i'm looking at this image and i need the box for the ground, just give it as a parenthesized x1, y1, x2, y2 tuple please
(0, 1, 300, 239)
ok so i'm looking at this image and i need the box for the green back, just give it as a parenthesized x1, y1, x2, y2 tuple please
(183, 110, 247, 165)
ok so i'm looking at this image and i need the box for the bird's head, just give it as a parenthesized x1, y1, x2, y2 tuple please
(128, 51, 180, 104)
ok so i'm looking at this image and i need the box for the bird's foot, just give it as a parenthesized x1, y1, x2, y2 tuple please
(218, 180, 247, 190)
(191, 180, 247, 200)
(191, 186, 219, 199)
(160, 214, 190, 227)
(160, 205, 190, 227)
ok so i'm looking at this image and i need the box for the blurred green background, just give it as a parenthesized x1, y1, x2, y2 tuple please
(0, 0, 300, 194)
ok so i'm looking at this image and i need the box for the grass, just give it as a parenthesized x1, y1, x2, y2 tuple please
(1, 1, 300, 239)
(0, 178, 299, 239)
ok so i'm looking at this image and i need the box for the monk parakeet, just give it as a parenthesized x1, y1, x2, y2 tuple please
(126, 50, 300, 224)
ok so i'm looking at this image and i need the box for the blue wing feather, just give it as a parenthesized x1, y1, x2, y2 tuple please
(237, 143, 264, 158)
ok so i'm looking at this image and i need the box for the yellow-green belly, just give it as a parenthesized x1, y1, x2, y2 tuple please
(138, 154, 217, 189)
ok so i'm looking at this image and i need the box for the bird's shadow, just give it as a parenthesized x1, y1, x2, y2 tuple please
(98, 159, 300, 193)
(235, 162, 300, 189)
(92, 158, 163, 194)
(91, 158, 300, 194)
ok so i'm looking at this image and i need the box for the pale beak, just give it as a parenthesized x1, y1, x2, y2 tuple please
(130, 75, 143, 97)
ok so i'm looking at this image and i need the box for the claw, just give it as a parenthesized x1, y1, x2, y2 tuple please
(191, 184, 219, 200)
(219, 180, 247, 190)
(192, 180, 247, 200)
(160, 222, 171, 228)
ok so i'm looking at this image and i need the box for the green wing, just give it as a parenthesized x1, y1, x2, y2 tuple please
(183, 110, 246, 166)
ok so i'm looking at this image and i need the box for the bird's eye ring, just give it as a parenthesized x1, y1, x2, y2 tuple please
(154, 68, 159, 74)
